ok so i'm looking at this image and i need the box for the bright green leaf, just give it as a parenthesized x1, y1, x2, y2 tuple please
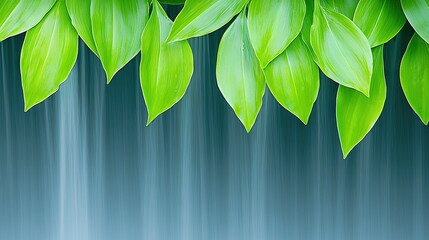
(159, 0, 185, 4)
(65, 0, 97, 55)
(216, 12, 265, 132)
(91, 0, 149, 82)
(0, 0, 55, 41)
(354, 0, 406, 48)
(310, 1, 373, 96)
(264, 36, 319, 125)
(321, 0, 358, 19)
(400, 34, 429, 125)
(401, 0, 429, 43)
(20, 0, 78, 111)
(336, 46, 386, 158)
(140, 1, 193, 125)
(248, 0, 306, 68)
(301, 0, 314, 47)
(167, 0, 248, 42)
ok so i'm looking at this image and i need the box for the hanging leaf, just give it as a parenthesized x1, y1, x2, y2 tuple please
(310, 0, 373, 96)
(401, 0, 429, 43)
(0, 0, 55, 41)
(301, 0, 314, 47)
(248, 0, 306, 69)
(400, 34, 429, 125)
(65, 0, 97, 55)
(321, 0, 358, 19)
(354, 0, 406, 48)
(216, 12, 265, 132)
(167, 0, 248, 42)
(91, 0, 149, 82)
(264, 36, 319, 124)
(140, 1, 193, 124)
(336, 46, 386, 158)
(159, 0, 185, 4)
(20, 0, 78, 111)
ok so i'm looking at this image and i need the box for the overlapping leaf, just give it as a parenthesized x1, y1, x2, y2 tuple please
(301, 0, 314, 47)
(20, 0, 78, 111)
(310, 1, 373, 96)
(337, 46, 386, 158)
(401, 0, 429, 43)
(248, 0, 306, 68)
(354, 0, 406, 47)
(91, 0, 149, 82)
(264, 36, 319, 124)
(140, 1, 193, 124)
(0, 0, 55, 41)
(400, 34, 429, 124)
(65, 0, 97, 55)
(167, 0, 248, 42)
(321, 0, 359, 19)
(216, 12, 265, 132)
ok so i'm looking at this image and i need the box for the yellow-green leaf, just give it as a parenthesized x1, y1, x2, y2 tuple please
(167, 0, 248, 42)
(301, 0, 314, 47)
(321, 0, 358, 19)
(65, 0, 97, 55)
(0, 0, 55, 41)
(20, 0, 78, 111)
(401, 0, 429, 43)
(216, 12, 265, 132)
(310, 1, 372, 96)
(264, 36, 319, 124)
(400, 34, 429, 125)
(354, 0, 406, 48)
(248, 0, 306, 68)
(140, 1, 193, 125)
(336, 46, 386, 158)
(91, 0, 149, 82)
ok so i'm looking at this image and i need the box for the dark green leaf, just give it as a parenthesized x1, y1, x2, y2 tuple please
(159, 0, 185, 4)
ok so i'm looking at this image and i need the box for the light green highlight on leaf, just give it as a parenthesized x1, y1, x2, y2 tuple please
(337, 46, 386, 158)
(400, 34, 429, 125)
(248, 0, 306, 69)
(321, 0, 359, 19)
(65, 0, 98, 55)
(311, 2, 373, 96)
(0, 0, 55, 41)
(354, 0, 406, 48)
(401, 0, 429, 44)
(216, 12, 266, 133)
(264, 36, 319, 125)
(91, 0, 149, 82)
(20, 0, 78, 111)
(140, 1, 194, 125)
(167, 0, 248, 42)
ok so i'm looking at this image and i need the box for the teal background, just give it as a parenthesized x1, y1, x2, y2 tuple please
(0, 7, 428, 240)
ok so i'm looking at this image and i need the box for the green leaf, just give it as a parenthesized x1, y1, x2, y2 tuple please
(321, 0, 358, 19)
(401, 0, 429, 44)
(159, 0, 185, 4)
(91, 0, 149, 82)
(354, 0, 406, 48)
(310, 1, 372, 96)
(65, 0, 97, 55)
(167, 0, 248, 42)
(0, 0, 55, 41)
(20, 0, 78, 111)
(400, 34, 429, 125)
(140, 1, 193, 125)
(264, 36, 319, 124)
(336, 46, 386, 158)
(216, 12, 265, 132)
(248, 0, 306, 68)
(301, 0, 314, 47)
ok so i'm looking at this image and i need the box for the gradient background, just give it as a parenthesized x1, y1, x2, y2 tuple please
(1, 6, 428, 240)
